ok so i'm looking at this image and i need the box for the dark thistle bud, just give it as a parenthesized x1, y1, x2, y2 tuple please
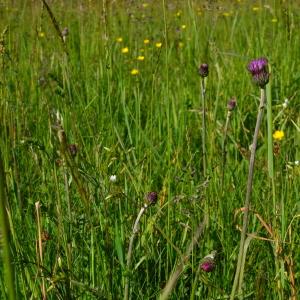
(247, 57, 269, 88)
(198, 63, 209, 78)
(145, 191, 158, 206)
(68, 144, 78, 157)
(200, 250, 217, 272)
(227, 97, 237, 111)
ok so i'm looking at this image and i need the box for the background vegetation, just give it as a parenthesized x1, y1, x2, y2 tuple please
(0, 0, 299, 299)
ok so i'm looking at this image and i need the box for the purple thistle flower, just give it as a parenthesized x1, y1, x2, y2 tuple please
(198, 63, 209, 78)
(247, 58, 269, 88)
(145, 191, 158, 206)
(200, 250, 217, 272)
(200, 258, 215, 272)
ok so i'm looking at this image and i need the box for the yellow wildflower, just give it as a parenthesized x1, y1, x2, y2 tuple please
(223, 12, 231, 17)
(116, 37, 123, 43)
(144, 39, 150, 44)
(142, 3, 149, 8)
(137, 56, 145, 61)
(178, 42, 184, 48)
(176, 11, 182, 17)
(39, 32, 45, 38)
(271, 18, 278, 23)
(155, 42, 162, 48)
(181, 24, 186, 30)
(131, 69, 139, 75)
(273, 130, 284, 141)
(252, 6, 260, 11)
(121, 47, 129, 54)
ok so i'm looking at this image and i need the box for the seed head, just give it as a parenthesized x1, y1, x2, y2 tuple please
(247, 57, 269, 88)
(145, 191, 158, 206)
(198, 63, 209, 78)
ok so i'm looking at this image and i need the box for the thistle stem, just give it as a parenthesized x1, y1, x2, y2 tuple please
(201, 78, 207, 177)
(124, 204, 148, 300)
(221, 110, 232, 191)
(230, 88, 266, 299)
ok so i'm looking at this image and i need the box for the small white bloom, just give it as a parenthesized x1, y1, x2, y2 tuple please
(282, 98, 289, 109)
(295, 160, 299, 166)
(109, 175, 117, 182)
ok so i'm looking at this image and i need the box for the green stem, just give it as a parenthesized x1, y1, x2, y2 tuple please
(0, 149, 16, 300)
(221, 110, 232, 191)
(230, 88, 266, 300)
(160, 217, 207, 300)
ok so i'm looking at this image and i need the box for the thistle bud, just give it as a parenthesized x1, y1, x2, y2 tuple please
(198, 63, 209, 78)
(200, 250, 217, 272)
(145, 191, 158, 206)
(227, 97, 237, 111)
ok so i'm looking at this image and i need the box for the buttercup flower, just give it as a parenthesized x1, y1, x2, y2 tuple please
(144, 39, 150, 44)
(121, 47, 129, 54)
(137, 55, 145, 61)
(131, 69, 139, 75)
(116, 37, 123, 43)
(273, 130, 284, 141)
(198, 63, 209, 77)
(155, 42, 162, 48)
(247, 58, 269, 88)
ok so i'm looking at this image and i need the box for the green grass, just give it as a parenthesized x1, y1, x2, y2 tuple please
(0, 0, 300, 299)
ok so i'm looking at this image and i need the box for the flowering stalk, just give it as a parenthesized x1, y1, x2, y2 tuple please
(199, 64, 209, 177)
(124, 192, 158, 300)
(231, 58, 269, 299)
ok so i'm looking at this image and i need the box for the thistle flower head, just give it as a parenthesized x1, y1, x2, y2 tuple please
(198, 63, 209, 78)
(200, 250, 217, 272)
(200, 259, 215, 272)
(145, 191, 158, 206)
(247, 57, 269, 88)
(227, 97, 237, 111)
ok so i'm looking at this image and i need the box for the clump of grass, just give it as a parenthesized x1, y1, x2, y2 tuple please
(0, 150, 16, 300)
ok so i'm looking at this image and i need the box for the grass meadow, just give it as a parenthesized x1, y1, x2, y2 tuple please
(0, 0, 300, 299)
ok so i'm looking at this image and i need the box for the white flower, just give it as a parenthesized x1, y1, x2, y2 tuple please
(109, 175, 117, 182)
(282, 98, 289, 109)
(295, 161, 299, 166)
